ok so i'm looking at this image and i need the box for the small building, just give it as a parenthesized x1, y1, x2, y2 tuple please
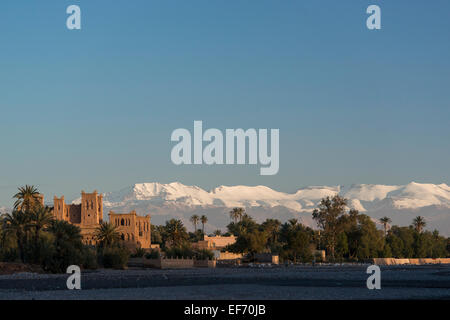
(254, 253, 279, 264)
(192, 235, 237, 250)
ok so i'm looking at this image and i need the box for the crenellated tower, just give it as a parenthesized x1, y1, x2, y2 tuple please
(53, 195, 67, 221)
(80, 190, 103, 225)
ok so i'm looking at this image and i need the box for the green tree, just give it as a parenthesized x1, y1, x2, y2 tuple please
(227, 214, 258, 237)
(354, 215, 384, 260)
(44, 220, 84, 273)
(29, 206, 54, 260)
(430, 230, 447, 258)
(94, 222, 120, 248)
(382, 243, 392, 258)
(13, 185, 42, 213)
(388, 226, 415, 258)
(286, 229, 313, 263)
(2, 210, 31, 262)
(200, 215, 208, 234)
(231, 229, 268, 255)
(229, 207, 245, 223)
(412, 216, 426, 233)
(163, 219, 189, 248)
(190, 214, 199, 232)
(335, 232, 349, 261)
(379, 216, 391, 236)
(151, 225, 163, 244)
(261, 219, 281, 247)
(279, 221, 313, 262)
(414, 231, 433, 258)
(312, 195, 349, 260)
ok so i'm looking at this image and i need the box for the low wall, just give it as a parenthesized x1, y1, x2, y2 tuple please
(160, 257, 194, 269)
(129, 257, 217, 269)
(193, 259, 216, 268)
(373, 258, 450, 265)
(254, 253, 279, 264)
(218, 252, 243, 260)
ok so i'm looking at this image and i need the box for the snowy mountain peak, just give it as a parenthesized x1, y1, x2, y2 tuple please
(98, 181, 450, 235)
(1, 181, 449, 235)
(103, 181, 450, 212)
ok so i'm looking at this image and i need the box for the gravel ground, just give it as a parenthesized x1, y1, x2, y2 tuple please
(0, 264, 449, 300)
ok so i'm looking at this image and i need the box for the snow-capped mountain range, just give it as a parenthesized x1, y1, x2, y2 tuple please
(1, 182, 448, 235)
(99, 182, 450, 236)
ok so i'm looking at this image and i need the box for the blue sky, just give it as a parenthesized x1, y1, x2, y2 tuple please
(0, 1, 449, 205)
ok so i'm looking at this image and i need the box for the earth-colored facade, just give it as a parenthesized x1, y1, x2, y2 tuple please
(192, 235, 236, 250)
(109, 210, 151, 249)
(49, 191, 151, 249)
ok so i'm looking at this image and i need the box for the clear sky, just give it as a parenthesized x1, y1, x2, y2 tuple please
(0, 0, 449, 205)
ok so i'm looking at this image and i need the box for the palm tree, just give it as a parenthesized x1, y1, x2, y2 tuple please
(164, 219, 188, 247)
(229, 207, 244, 223)
(379, 216, 391, 236)
(47, 220, 83, 249)
(213, 229, 222, 236)
(190, 214, 199, 232)
(29, 206, 54, 254)
(13, 185, 42, 213)
(200, 215, 208, 234)
(94, 222, 120, 247)
(288, 218, 298, 227)
(412, 216, 426, 233)
(2, 210, 32, 262)
(261, 219, 281, 244)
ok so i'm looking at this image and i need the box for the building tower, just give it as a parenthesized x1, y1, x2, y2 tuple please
(81, 190, 103, 226)
(53, 196, 67, 221)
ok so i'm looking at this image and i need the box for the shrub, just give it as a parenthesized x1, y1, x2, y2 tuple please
(164, 246, 194, 259)
(131, 247, 146, 258)
(39, 236, 84, 274)
(100, 247, 130, 269)
(194, 249, 214, 260)
(145, 249, 160, 259)
(0, 248, 18, 262)
(82, 247, 98, 270)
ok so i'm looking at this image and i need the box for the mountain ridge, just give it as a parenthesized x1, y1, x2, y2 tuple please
(99, 181, 450, 236)
(1, 182, 448, 236)
(102, 181, 450, 211)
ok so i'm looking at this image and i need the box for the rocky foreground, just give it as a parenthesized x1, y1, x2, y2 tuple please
(0, 264, 449, 300)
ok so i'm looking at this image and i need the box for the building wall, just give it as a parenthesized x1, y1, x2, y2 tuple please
(81, 191, 103, 226)
(109, 210, 151, 249)
(254, 253, 279, 264)
(51, 191, 151, 248)
(53, 191, 102, 226)
(216, 251, 243, 260)
(193, 235, 237, 250)
(373, 258, 450, 265)
(130, 257, 216, 269)
(203, 235, 237, 248)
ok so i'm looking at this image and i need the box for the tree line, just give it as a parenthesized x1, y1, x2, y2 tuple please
(150, 196, 449, 262)
(1, 186, 449, 272)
